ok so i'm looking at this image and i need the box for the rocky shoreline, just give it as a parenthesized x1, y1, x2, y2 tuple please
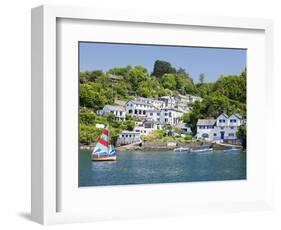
(80, 141, 242, 152)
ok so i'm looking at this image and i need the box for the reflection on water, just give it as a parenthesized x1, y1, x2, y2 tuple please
(79, 150, 246, 187)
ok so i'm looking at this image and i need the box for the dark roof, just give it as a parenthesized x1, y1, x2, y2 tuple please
(197, 119, 216, 126)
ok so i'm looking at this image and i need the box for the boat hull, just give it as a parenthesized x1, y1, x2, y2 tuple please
(91, 155, 117, 161)
(174, 148, 190, 152)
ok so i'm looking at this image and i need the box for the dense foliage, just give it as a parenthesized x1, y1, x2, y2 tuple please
(237, 125, 247, 149)
(79, 60, 246, 143)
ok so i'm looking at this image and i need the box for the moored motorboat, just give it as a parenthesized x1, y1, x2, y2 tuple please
(174, 147, 190, 152)
(190, 147, 213, 153)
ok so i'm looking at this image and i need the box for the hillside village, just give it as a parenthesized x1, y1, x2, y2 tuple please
(79, 60, 247, 149)
(95, 95, 245, 146)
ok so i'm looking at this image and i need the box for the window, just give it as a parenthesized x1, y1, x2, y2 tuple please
(169, 112, 172, 117)
(157, 112, 160, 116)
(229, 133, 235, 137)
(213, 133, 217, 136)
(150, 113, 153, 116)
(128, 110, 132, 114)
(165, 118, 168, 122)
(231, 127, 234, 129)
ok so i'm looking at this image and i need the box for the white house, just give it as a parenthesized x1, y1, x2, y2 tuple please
(159, 96, 176, 108)
(125, 100, 157, 118)
(196, 113, 244, 142)
(116, 131, 141, 146)
(196, 119, 217, 141)
(179, 123, 192, 133)
(134, 120, 163, 135)
(135, 97, 165, 109)
(96, 105, 126, 121)
(160, 108, 183, 125)
(146, 108, 183, 126)
(187, 95, 203, 104)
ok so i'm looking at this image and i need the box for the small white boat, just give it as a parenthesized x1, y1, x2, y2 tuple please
(223, 148, 240, 152)
(174, 147, 190, 152)
(190, 148, 213, 153)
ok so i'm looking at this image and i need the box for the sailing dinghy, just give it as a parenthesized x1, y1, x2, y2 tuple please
(92, 126, 117, 161)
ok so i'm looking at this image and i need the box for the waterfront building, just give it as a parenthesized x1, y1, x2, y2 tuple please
(116, 131, 141, 146)
(196, 119, 217, 141)
(196, 113, 244, 142)
(134, 120, 163, 135)
(179, 123, 192, 133)
(96, 105, 126, 121)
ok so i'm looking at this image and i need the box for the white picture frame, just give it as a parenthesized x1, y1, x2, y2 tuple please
(31, 4, 274, 225)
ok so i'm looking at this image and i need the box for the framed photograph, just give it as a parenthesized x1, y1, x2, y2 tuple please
(31, 5, 274, 224)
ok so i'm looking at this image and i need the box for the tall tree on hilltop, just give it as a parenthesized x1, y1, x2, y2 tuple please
(199, 73, 205, 84)
(151, 60, 176, 78)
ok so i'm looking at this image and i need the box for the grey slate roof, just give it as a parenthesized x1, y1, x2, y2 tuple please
(104, 105, 125, 111)
(232, 113, 242, 119)
(219, 113, 229, 118)
(127, 100, 157, 108)
(197, 119, 216, 126)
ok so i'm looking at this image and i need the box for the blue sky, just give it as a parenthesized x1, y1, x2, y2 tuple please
(79, 42, 246, 83)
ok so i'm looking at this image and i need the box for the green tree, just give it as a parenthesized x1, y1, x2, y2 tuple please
(107, 65, 132, 79)
(237, 125, 247, 149)
(212, 74, 246, 103)
(79, 84, 107, 110)
(151, 60, 176, 78)
(196, 82, 214, 98)
(79, 70, 105, 83)
(162, 73, 177, 90)
(113, 81, 132, 99)
(128, 65, 149, 91)
(199, 73, 205, 84)
(175, 74, 196, 94)
(80, 108, 96, 125)
(137, 77, 165, 97)
(182, 112, 190, 123)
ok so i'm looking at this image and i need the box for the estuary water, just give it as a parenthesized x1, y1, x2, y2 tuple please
(79, 150, 246, 187)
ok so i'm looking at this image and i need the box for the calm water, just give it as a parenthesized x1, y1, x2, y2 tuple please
(79, 150, 246, 187)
